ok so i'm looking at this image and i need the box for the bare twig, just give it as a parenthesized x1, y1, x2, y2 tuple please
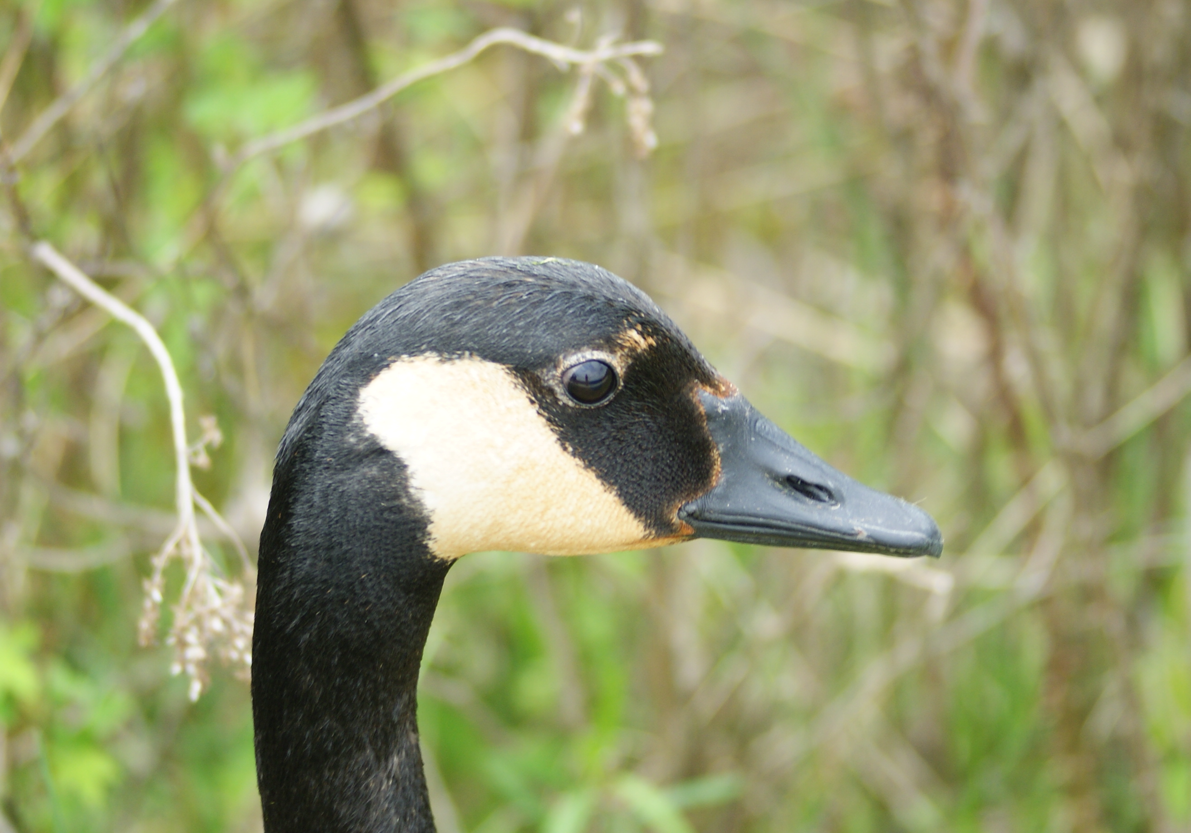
(18, 540, 136, 573)
(193, 488, 252, 573)
(29, 241, 252, 699)
(231, 27, 663, 168)
(953, 0, 990, 98)
(659, 253, 893, 372)
(10, 0, 182, 162)
(41, 477, 242, 542)
(0, 7, 34, 116)
(1046, 52, 1134, 196)
(31, 242, 196, 547)
(1077, 352, 1191, 459)
(179, 26, 662, 272)
(963, 459, 1066, 559)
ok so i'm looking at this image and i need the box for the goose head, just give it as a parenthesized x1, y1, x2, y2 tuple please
(276, 256, 940, 562)
(254, 256, 941, 832)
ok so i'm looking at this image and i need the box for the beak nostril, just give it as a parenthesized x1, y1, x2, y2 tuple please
(785, 475, 837, 505)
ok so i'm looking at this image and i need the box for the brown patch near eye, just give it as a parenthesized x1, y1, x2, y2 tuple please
(611, 326, 657, 354)
(702, 375, 737, 398)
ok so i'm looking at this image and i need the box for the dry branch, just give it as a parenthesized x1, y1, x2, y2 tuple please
(231, 27, 663, 168)
(1077, 353, 1191, 458)
(30, 242, 252, 700)
(31, 243, 195, 539)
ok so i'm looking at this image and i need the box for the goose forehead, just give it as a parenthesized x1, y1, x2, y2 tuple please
(357, 354, 654, 560)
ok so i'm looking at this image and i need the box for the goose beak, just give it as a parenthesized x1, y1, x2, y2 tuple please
(678, 392, 942, 558)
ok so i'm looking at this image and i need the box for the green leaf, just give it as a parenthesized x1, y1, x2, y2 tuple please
(183, 34, 317, 142)
(48, 740, 122, 809)
(1162, 756, 1191, 821)
(542, 788, 596, 833)
(184, 70, 319, 141)
(612, 774, 696, 833)
(401, 6, 471, 44)
(666, 773, 743, 809)
(84, 689, 135, 737)
(0, 622, 41, 715)
(33, 0, 91, 35)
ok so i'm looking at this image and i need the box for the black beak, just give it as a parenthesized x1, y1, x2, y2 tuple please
(678, 392, 942, 558)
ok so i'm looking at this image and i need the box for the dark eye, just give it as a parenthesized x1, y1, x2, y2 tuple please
(562, 359, 618, 405)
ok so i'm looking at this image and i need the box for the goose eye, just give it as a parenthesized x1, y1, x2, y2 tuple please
(562, 359, 617, 405)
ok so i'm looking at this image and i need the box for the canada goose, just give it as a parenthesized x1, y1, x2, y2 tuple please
(253, 256, 941, 832)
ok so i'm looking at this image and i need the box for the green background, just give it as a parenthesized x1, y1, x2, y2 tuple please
(2, 0, 1189, 830)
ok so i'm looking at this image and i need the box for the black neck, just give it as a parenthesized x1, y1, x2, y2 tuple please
(253, 429, 449, 833)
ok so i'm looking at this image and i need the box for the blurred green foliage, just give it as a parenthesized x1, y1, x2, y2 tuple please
(2, 0, 1191, 831)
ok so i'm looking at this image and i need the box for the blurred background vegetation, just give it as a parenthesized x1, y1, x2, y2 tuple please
(2, 0, 1190, 830)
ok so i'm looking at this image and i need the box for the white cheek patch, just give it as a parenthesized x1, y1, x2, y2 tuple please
(358, 355, 653, 560)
